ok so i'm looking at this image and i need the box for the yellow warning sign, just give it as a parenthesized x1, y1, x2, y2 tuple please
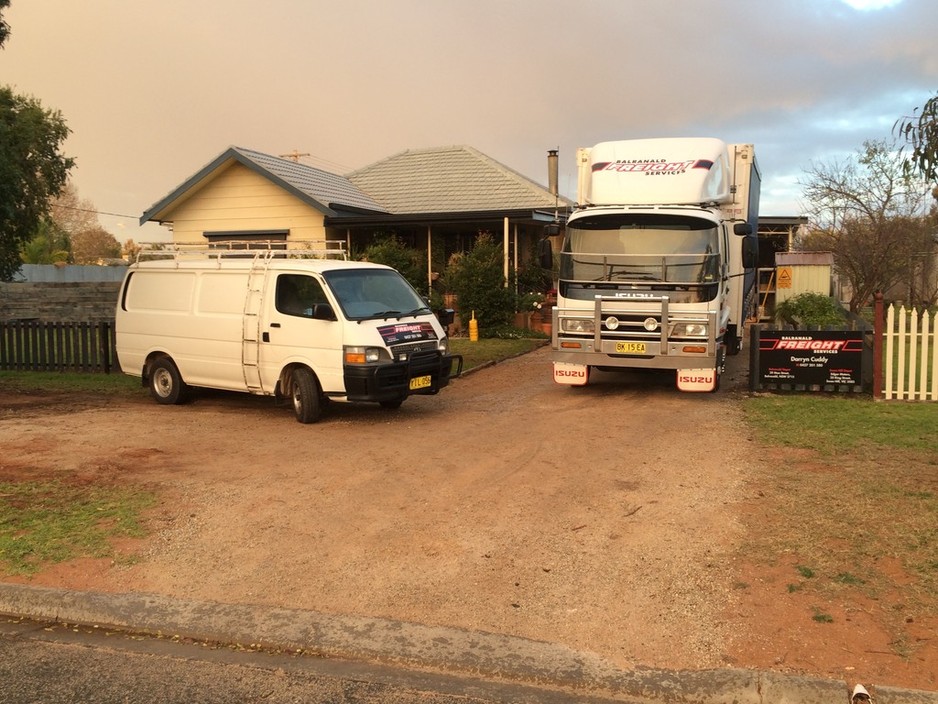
(777, 266, 793, 289)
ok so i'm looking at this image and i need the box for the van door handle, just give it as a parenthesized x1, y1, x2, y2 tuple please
(270, 323, 281, 328)
(262, 332, 270, 343)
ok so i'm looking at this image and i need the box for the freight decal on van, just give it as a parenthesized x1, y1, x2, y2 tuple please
(377, 322, 439, 345)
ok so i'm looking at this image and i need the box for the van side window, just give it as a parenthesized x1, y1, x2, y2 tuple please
(276, 274, 328, 318)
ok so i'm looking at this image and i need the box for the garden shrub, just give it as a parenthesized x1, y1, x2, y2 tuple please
(775, 292, 846, 328)
(442, 233, 516, 334)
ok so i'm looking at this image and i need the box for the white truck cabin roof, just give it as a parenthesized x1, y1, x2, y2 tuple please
(578, 137, 737, 207)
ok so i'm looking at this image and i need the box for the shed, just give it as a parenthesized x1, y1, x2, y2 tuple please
(774, 251, 834, 305)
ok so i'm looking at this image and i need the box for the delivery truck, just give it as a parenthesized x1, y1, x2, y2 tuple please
(116, 244, 461, 422)
(548, 137, 760, 392)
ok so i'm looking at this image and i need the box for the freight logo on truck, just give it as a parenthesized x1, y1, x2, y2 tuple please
(592, 158, 714, 176)
(377, 322, 438, 345)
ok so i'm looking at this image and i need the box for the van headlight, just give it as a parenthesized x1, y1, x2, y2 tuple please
(344, 346, 388, 364)
(671, 322, 708, 337)
(561, 318, 595, 334)
(439, 336, 449, 354)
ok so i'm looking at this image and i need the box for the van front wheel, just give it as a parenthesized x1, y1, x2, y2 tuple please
(291, 368, 322, 424)
(149, 357, 188, 405)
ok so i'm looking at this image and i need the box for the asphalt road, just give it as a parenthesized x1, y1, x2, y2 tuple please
(0, 615, 623, 704)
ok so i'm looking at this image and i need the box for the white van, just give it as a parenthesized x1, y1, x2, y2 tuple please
(115, 245, 462, 423)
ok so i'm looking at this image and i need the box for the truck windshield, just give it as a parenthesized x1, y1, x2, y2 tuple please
(323, 268, 429, 321)
(561, 214, 720, 291)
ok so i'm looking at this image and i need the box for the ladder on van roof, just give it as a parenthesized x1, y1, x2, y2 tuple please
(242, 251, 275, 394)
(134, 239, 349, 263)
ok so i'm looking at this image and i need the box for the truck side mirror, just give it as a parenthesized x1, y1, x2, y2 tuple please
(733, 222, 753, 236)
(742, 236, 759, 269)
(537, 237, 553, 270)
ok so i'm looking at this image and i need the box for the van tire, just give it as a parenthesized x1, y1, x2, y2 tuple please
(149, 357, 188, 405)
(291, 368, 322, 424)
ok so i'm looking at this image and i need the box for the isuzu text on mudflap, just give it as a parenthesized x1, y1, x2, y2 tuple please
(546, 137, 760, 392)
(115, 243, 462, 423)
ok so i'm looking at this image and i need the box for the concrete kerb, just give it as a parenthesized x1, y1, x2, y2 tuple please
(2, 585, 935, 704)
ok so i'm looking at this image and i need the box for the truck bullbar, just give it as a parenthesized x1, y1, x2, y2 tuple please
(555, 294, 718, 357)
(134, 239, 348, 264)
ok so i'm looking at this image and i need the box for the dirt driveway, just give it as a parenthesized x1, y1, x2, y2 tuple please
(1, 347, 935, 691)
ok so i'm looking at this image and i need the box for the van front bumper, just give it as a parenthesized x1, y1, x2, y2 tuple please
(342, 351, 463, 403)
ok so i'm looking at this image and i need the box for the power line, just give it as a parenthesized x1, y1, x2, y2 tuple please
(55, 204, 138, 220)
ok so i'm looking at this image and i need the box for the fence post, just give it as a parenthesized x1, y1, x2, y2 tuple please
(873, 292, 884, 400)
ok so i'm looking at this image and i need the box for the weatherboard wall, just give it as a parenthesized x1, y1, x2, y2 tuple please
(164, 163, 329, 244)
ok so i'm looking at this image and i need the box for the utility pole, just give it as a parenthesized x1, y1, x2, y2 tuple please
(279, 150, 310, 163)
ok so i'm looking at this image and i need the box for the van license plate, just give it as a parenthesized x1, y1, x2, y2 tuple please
(409, 375, 432, 390)
(615, 341, 646, 354)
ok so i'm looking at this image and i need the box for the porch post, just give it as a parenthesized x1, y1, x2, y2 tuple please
(503, 216, 510, 287)
(427, 225, 433, 299)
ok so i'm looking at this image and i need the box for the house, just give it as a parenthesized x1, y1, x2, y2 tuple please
(140, 145, 570, 292)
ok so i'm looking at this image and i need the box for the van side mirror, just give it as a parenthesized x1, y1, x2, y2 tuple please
(311, 303, 337, 321)
(733, 222, 753, 236)
(742, 236, 759, 269)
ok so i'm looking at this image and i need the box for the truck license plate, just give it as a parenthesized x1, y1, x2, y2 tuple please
(615, 341, 646, 354)
(409, 375, 432, 390)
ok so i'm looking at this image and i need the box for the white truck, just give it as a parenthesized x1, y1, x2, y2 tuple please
(548, 137, 760, 392)
(116, 244, 461, 422)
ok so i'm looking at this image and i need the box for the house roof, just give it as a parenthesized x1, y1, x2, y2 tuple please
(140, 146, 388, 225)
(346, 145, 568, 215)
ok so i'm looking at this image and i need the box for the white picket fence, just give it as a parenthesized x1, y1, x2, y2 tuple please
(883, 305, 938, 401)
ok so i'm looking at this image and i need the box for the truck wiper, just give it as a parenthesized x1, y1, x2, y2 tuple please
(599, 271, 661, 282)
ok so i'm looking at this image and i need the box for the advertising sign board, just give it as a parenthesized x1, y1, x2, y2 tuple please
(758, 330, 864, 387)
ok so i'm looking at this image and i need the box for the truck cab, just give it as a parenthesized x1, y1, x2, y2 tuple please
(550, 138, 760, 392)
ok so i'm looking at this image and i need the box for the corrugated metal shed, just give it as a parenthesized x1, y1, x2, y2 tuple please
(347, 145, 564, 215)
(775, 252, 833, 266)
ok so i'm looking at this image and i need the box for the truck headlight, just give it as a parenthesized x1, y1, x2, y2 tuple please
(671, 322, 708, 337)
(561, 318, 595, 334)
(344, 346, 387, 364)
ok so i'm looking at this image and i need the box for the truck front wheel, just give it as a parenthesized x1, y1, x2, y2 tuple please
(290, 368, 322, 424)
(149, 356, 188, 405)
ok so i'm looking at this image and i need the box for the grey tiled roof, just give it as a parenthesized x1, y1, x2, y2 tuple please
(234, 148, 387, 215)
(141, 146, 387, 224)
(347, 145, 565, 214)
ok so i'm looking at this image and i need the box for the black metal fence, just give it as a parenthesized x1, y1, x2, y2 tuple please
(0, 320, 117, 373)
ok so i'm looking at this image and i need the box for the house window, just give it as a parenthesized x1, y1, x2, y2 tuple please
(203, 230, 289, 250)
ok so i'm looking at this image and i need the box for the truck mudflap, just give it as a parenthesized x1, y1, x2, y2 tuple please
(676, 368, 718, 392)
(343, 351, 463, 403)
(553, 362, 590, 386)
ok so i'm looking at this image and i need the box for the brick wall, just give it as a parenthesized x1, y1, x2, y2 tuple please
(0, 282, 122, 322)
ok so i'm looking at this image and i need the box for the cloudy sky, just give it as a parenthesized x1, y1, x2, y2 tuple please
(3, 0, 936, 241)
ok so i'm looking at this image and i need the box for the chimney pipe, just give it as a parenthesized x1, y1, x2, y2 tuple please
(547, 149, 558, 197)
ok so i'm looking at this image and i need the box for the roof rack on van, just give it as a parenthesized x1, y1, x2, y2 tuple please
(134, 240, 349, 263)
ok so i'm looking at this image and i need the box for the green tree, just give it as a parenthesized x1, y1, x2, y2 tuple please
(359, 233, 427, 295)
(0, 86, 75, 280)
(0, 0, 9, 48)
(800, 140, 931, 312)
(896, 92, 938, 184)
(19, 219, 70, 264)
(442, 232, 515, 334)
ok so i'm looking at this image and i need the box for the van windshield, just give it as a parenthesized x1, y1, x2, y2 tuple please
(324, 268, 429, 321)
